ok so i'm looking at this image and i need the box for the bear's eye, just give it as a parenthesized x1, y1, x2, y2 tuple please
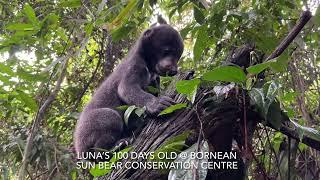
(163, 47, 172, 55)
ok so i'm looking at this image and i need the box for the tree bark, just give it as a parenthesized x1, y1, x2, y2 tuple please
(99, 10, 316, 180)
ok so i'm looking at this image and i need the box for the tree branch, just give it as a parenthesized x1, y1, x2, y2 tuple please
(18, 59, 69, 180)
(265, 11, 312, 61)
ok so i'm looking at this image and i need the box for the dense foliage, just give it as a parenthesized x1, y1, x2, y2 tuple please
(0, 0, 319, 179)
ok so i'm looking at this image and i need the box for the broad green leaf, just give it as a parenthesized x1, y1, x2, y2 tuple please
(291, 120, 320, 142)
(193, 5, 205, 24)
(193, 26, 208, 61)
(202, 66, 246, 83)
(176, 79, 200, 94)
(60, 0, 81, 8)
(247, 53, 289, 75)
(176, 79, 200, 103)
(246, 59, 276, 74)
(269, 53, 289, 72)
(266, 101, 287, 130)
(6, 23, 35, 31)
(265, 81, 281, 102)
(15, 91, 38, 111)
(168, 141, 209, 180)
(249, 88, 266, 115)
(24, 3, 39, 25)
(159, 103, 187, 116)
(249, 81, 281, 119)
(250, 81, 287, 129)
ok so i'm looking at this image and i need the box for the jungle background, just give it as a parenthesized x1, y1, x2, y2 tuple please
(0, 0, 320, 179)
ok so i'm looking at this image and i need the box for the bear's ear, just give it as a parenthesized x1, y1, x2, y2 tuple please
(157, 15, 167, 24)
(143, 29, 154, 39)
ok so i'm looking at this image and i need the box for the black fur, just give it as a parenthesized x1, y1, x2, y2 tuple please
(74, 24, 184, 155)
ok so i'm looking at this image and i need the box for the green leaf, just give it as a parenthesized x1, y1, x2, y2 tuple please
(193, 5, 205, 24)
(168, 141, 209, 180)
(71, 170, 77, 180)
(85, 23, 94, 36)
(107, 0, 138, 30)
(291, 120, 320, 142)
(249, 88, 265, 115)
(269, 53, 289, 72)
(0, 63, 15, 76)
(0, 74, 11, 84)
(159, 103, 187, 116)
(180, 24, 194, 39)
(151, 131, 191, 162)
(266, 101, 286, 130)
(41, 13, 59, 31)
(265, 81, 281, 101)
(247, 52, 289, 75)
(176, 79, 200, 103)
(111, 24, 134, 42)
(202, 66, 246, 83)
(134, 106, 146, 117)
(17, 68, 47, 82)
(249, 81, 281, 119)
(162, 131, 191, 148)
(60, 0, 81, 8)
(146, 86, 160, 95)
(249, 81, 287, 129)
(280, 92, 298, 102)
(6, 23, 35, 31)
(116, 105, 129, 111)
(246, 59, 277, 74)
(15, 91, 38, 111)
(193, 26, 208, 61)
(124, 105, 137, 126)
(56, 27, 68, 42)
(246, 77, 254, 90)
(24, 3, 39, 25)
